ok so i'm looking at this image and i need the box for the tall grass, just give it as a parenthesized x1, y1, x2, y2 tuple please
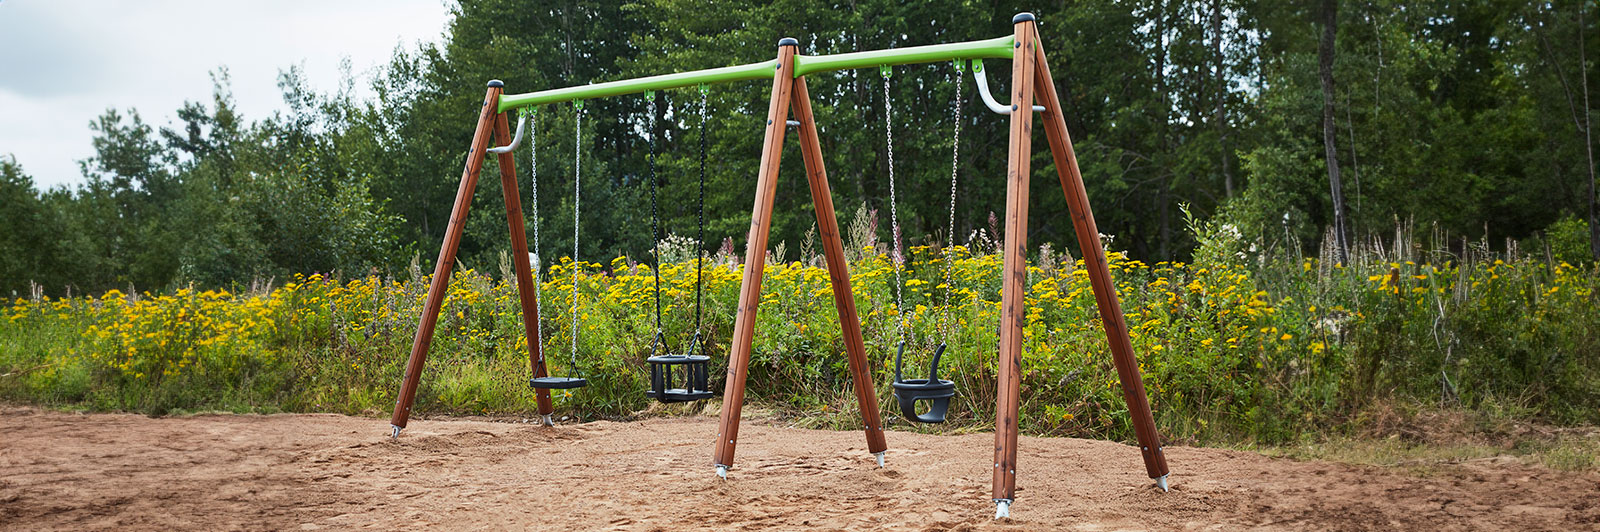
(2, 211, 1595, 445)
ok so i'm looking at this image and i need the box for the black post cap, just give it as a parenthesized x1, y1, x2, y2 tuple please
(778, 37, 799, 47)
(1012, 12, 1035, 24)
(487, 79, 505, 88)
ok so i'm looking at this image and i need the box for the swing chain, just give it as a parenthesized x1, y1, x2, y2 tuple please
(940, 61, 963, 338)
(881, 66, 908, 343)
(645, 91, 664, 354)
(695, 86, 709, 344)
(570, 101, 584, 373)
(526, 108, 544, 364)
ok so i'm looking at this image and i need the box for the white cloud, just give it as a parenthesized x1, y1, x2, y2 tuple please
(0, 0, 451, 189)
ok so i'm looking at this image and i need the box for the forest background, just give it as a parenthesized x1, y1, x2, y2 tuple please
(3, 0, 1595, 290)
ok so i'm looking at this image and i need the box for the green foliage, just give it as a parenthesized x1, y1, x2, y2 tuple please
(0, 289, 290, 414)
(5, 235, 1595, 444)
(0, 156, 76, 296)
(5, 70, 405, 295)
(8, 0, 1597, 297)
(1536, 215, 1594, 265)
(1228, 0, 1598, 256)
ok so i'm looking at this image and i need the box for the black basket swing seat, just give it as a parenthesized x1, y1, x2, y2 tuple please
(646, 332, 714, 403)
(891, 341, 956, 424)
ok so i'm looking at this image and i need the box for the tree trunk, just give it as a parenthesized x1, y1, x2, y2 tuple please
(1346, 95, 1361, 239)
(1155, 0, 1172, 259)
(1319, 0, 1350, 264)
(1535, 3, 1599, 259)
(1581, 2, 1598, 260)
(1214, 0, 1233, 198)
(851, 1, 867, 202)
(561, 5, 574, 81)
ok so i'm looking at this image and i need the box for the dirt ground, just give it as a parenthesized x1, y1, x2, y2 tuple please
(2, 407, 1597, 531)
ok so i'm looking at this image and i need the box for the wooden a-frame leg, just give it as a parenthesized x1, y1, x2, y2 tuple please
(492, 111, 553, 417)
(992, 16, 1038, 508)
(1033, 40, 1169, 482)
(713, 42, 798, 473)
(791, 75, 889, 458)
(390, 82, 504, 436)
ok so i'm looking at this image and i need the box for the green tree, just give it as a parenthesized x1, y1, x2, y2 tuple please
(0, 157, 75, 296)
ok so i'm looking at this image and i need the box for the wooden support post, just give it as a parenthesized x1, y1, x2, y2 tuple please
(493, 110, 553, 416)
(992, 15, 1037, 504)
(713, 40, 798, 470)
(390, 81, 505, 433)
(1033, 40, 1169, 481)
(791, 76, 888, 456)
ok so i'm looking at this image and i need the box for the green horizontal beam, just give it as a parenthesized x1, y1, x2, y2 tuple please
(791, 35, 1015, 78)
(498, 60, 779, 112)
(497, 35, 1016, 112)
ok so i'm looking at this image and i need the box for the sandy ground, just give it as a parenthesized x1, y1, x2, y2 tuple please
(2, 407, 1597, 531)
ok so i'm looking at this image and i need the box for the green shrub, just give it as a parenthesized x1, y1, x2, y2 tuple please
(3, 234, 1596, 444)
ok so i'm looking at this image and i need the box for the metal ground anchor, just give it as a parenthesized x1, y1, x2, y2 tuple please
(994, 499, 1012, 519)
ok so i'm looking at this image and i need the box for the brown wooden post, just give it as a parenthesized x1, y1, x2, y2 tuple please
(791, 75, 889, 458)
(1033, 40, 1169, 484)
(492, 110, 553, 417)
(712, 39, 799, 474)
(389, 80, 504, 436)
(992, 14, 1037, 510)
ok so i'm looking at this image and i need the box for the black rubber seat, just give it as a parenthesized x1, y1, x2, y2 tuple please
(891, 342, 955, 424)
(529, 376, 588, 389)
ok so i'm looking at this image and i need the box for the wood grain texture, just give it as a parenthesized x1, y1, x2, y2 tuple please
(992, 19, 1038, 502)
(791, 76, 887, 454)
(390, 85, 502, 429)
(1034, 42, 1169, 479)
(492, 110, 553, 416)
(713, 44, 798, 469)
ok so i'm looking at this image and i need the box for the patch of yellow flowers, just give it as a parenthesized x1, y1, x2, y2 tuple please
(4, 248, 1592, 437)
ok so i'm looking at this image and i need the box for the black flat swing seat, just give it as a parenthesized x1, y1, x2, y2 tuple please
(529, 376, 588, 389)
(646, 354, 714, 403)
(892, 342, 955, 424)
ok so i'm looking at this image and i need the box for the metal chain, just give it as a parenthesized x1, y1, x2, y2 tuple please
(646, 94, 662, 350)
(882, 68, 907, 343)
(940, 63, 963, 338)
(527, 109, 544, 365)
(695, 86, 708, 338)
(569, 102, 583, 372)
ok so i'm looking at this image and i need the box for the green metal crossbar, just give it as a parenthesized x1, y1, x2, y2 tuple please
(496, 35, 1016, 112)
(791, 35, 1014, 77)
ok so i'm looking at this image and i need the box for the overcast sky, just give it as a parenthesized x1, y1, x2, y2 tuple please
(0, 0, 453, 189)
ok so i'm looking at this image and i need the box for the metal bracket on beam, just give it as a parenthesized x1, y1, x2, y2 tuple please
(487, 110, 528, 153)
(972, 59, 1044, 116)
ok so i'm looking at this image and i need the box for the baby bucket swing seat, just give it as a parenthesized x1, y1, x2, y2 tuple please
(891, 342, 956, 423)
(881, 62, 966, 424)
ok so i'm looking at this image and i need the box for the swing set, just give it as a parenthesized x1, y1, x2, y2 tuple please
(388, 13, 1170, 518)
